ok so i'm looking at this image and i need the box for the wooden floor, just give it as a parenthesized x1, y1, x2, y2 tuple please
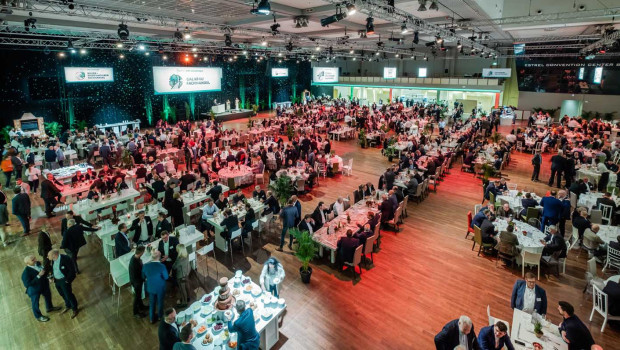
(1, 118, 619, 350)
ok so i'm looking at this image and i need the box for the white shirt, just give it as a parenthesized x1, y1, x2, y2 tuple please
(25, 167, 40, 181)
(139, 219, 149, 241)
(522, 286, 536, 314)
(333, 202, 344, 216)
(459, 331, 469, 350)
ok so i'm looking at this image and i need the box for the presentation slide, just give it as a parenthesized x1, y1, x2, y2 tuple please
(153, 66, 222, 95)
(418, 68, 427, 78)
(482, 68, 511, 78)
(593, 67, 603, 84)
(64, 67, 114, 83)
(272, 68, 289, 77)
(384, 67, 397, 79)
(312, 67, 339, 83)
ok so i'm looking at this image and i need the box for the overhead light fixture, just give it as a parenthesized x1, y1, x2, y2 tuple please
(395, 53, 399, 57)
(191, 47, 197, 52)
(183, 27, 191, 40)
(436, 36, 443, 44)
(58, 52, 65, 58)
(429, 0, 439, 11)
(138, 44, 146, 51)
(119, 54, 125, 59)
(423, 55, 428, 61)
(242, 50, 248, 55)
(418, 0, 427, 11)
(67, 40, 76, 54)
(286, 41, 293, 51)
(145, 52, 150, 56)
(66, 0, 75, 10)
(271, 14, 280, 33)
(315, 46, 321, 51)
(413, 31, 419, 44)
(365, 17, 375, 35)
(375, 51, 380, 56)
(401, 22, 409, 35)
(174, 28, 184, 41)
(24, 17, 36, 32)
(346, 3, 357, 16)
(261, 37, 268, 46)
(116, 42, 124, 48)
(117, 23, 129, 40)
(253, 0, 271, 15)
(163, 55, 168, 60)
(456, 41, 462, 50)
(349, 49, 354, 54)
(79, 49, 86, 55)
(224, 34, 232, 47)
(321, 7, 347, 27)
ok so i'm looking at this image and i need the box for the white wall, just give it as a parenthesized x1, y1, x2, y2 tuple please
(517, 91, 620, 116)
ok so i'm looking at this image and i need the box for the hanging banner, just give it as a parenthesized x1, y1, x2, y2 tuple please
(64, 67, 114, 83)
(152, 66, 222, 95)
(312, 67, 339, 83)
(482, 68, 511, 78)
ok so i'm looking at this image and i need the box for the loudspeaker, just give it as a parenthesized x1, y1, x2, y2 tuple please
(444, 69, 449, 74)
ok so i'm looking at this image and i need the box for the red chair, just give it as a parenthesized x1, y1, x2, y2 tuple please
(465, 211, 475, 239)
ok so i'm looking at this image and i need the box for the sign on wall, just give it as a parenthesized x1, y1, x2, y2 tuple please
(312, 67, 339, 83)
(64, 67, 114, 83)
(272, 68, 289, 77)
(152, 66, 222, 95)
(383, 67, 397, 79)
(418, 68, 427, 78)
(482, 68, 511, 78)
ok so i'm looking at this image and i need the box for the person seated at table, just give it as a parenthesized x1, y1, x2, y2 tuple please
(220, 209, 240, 241)
(169, 193, 185, 228)
(264, 191, 280, 215)
(558, 301, 595, 350)
(483, 180, 500, 204)
(311, 201, 331, 229)
(603, 280, 620, 318)
(496, 224, 519, 263)
(131, 211, 154, 245)
(477, 321, 513, 350)
(155, 212, 172, 239)
(98, 164, 114, 178)
(298, 214, 315, 234)
(232, 188, 245, 205)
(336, 229, 360, 268)
(497, 178, 508, 192)
(215, 193, 228, 211)
(511, 272, 547, 316)
(241, 203, 255, 239)
(492, 154, 502, 171)
(353, 224, 374, 250)
(496, 203, 514, 218)
(332, 197, 345, 217)
(596, 191, 618, 218)
(433, 315, 479, 350)
(519, 193, 538, 217)
(583, 224, 608, 261)
(112, 177, 128, 192)
(179, 171, 196, 192)
(572, 208, 591, 242)
(480, 215, 497, 246)
(87, 185, 102, 201)
(540, 225, 567, 275)
(71, 171, 86, 186)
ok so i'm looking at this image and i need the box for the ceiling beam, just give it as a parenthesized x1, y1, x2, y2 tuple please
(458, 7, 620, 28)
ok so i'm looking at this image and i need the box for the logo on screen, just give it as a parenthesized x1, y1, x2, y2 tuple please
(74, 71, 86, 81)
(169, 74, 183, 89)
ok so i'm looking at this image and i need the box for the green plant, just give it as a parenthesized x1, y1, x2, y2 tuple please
(72, 120, 88, 131)
(380, 124, 390, 133)
(209, 110, 216, 120)
(120, 149, 134, 169)
(603, 111, 616, 121)
(358, 128, 368, 148)
(0, 125, 12, 144)
(251, 104, 258, 116)
(44, 121, 61, 137)
(481, 163, 495, 181)
(269, 175, 293, 206)
(490, 131, 502, 144)
(290, 228, 318, 273)
(247, 115, 254, 128)
(582, 111, 593, 120)
(534, 321, 543, 335)
(286, 125, 295, 140)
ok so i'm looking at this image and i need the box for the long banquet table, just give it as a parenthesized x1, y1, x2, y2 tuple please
(206, 198, 266, 252)
(71, 188, 140, 216)
(511, 309, 568, 350)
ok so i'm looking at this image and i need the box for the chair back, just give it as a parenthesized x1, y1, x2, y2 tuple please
(467, 211, 473, 229)
(608, 245, 620, 270)
(332, 163, 340, 173)
(474, 204, 482, 214)
(569, 226, 580, 250)
(587, 257, 598, 277)
(230, 228, 242, 240)
(351, 245, 363, 266)
(473, 225, 482, 245)
(527, 218, 540, 228)
(363, 235, 376, 255)
(296, 179, 305, 190)
(393, 205, 402, 223)
(592, 284, 609, 319)
(525, 207, 539, 222)
(590, 209, 603, 224)
(569, 192, 578, 209)
(415, 183, 423, 197)
(521, 246, 544, 265)
(488, 192, 496, 206)
(599, 203, 613, 224)
(507, 183, 518, 191)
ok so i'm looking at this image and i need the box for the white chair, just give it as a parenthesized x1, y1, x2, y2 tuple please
(487, 305, 510, 336)
(342, 159, 353, 176)
(599, 203, 613, 225)
(584, 257, 605, 296)
(569, 226, 580, 250)
(109, 258, 129, 316)
(521, 246, 544, 280)
(344, 245, 363, 280)
(603, 245, 620, 273)
(254, 172, 265, 185)
(196, 242, 219, 282)
(386, 206, 403, 232)
(362, 234, 376, 267)
(590, 284, 620, 332)
(507, 183, 518, 191)
(474, 204, 482, 214)
(590, 209, 603, 225)
(228, 228, 244, 264)
(258, 212, 274, 235)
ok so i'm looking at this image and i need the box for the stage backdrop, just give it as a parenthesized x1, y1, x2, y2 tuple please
(0, 50, 311, 129)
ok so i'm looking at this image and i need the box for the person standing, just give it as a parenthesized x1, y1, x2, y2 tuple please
(158, 230, 179, 272)
(60, 219, 87, 274)
(510, 273, 547, 316)
(548, 150, 565, 188)
(38, 226, 53, 271)
(114, 223, 132, 258)
(143, 250, 169, 324)
(25, 163, 40, 194)
(11, 186, 31, 235)
(0, 184, 8, 246)
(227, 300, 260, 350)
(129, 246, 147, 318)
(277, 199, 299, 251)
(1, 154, 14, 188)
(557, 301, 595, 350)
(531, 151, 542, 182)
(259, 257, 285, 297)
(172, 244, 190, 308)
(41, 173, 62, 217)
(159, 308, 181, 350)
(21, 254, 62, 322)
(48, 249, 79, 318)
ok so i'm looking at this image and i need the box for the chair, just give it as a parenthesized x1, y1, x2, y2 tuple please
(428, 175, 438, 193)
(461, 155, 472, 172)
(258, 212, 274, 236)
(521, 246, 544, 280)
(362, 234, 377, 268)
(342, 159, 353, 176)
(590, 209, 603, 225)
(407, 184, 422, 203)
(569, 226, 580, 250)
(401, 196, 408, 218)
(472, 225, 493, 256)
(599, 203, 613, 225)
(196, 242, 219, 282)
(344, 245, 363, 280)
(569, 192, 578, 210)
(590, 285, 620, 332)
(332, 162, 340, 174)
(584, 257, 606, 296)
(109, 258, 129, 316)
(116, 202, 129, 215)
(516, 141, 523, 153)
(603, 245, 620, 273)
(294, 179, 306, 195)
(317, 163, 327, 178)
(474, 204, 482, 214)
(487, 305, 510, 336)
(386, 206, 402, 232)
(507, 183, 518, 191)
(527, 218, 541, 229)
(254, 172, 265, 185)
(534, 142, 543, 153)
(227, 228, 244, 264)
(465, 211, 475, 239)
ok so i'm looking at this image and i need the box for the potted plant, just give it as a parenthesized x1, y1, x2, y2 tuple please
(490, 131, 502, 144)
(120, 149, 134, 169)
(0, 125, 12, 144)
(290, 228, 318, 284)
(251, 104, 258, 116)
(534, 321, 544, 338)
(286, 125, 295, 140)
(358, 128, 368, 148)
(268, 175, 293, 206)
(72, 120, 88, 132)
(44, 121, 61, 138)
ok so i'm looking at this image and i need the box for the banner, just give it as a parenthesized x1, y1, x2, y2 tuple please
(152, 66, 222, 95)
(482, 68, 511, 78)
(272, 68, 289, 77)
(383, 67, 397, 79)
(312, 67, 339, 83)
(64, 67, 114, 83)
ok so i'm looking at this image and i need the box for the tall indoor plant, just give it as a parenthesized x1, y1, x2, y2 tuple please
(269, 175, 293, 206)
(290, 228, 318, 284)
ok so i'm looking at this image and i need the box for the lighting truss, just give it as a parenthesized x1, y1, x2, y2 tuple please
(458, 7, 620, 27)
(580, 30, 620, 53)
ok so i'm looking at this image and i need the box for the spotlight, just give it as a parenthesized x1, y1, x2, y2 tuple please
(436, 36, 443, 44)
(58, 52, 65, 58)
(194, 53, 198, 58)
(192, 47, 197, 52)
(261, 37, 267, 46)
(321, 8, 347, 27)
(145, 52, 150, 56)
(350, 49, 354, 54)
(401, 22, 409, 34)
(79, 48, 86, 54)
(183, 27, 191, 40)
(423, 55, 428, 61)
(413, 31, 419, 44)
(346, 3, 356, 16)
(418, 0, 427, 11)
(352, 57, 356, 61)
(117, 23, 129, 40)
(224, 34, 232, 47)
(456, 41, 462, 50)
(365, 17, 375, 35)
(138, 44, 145, 51)
(395, 54, 399, 57)
(429, 0, 439, 11)
(255, 0, 271, 15)
(163, 55, 168, 60)
(315, 46, 321, 51)
(119, 54, 125, 59)
(67, 40, 76, 54)
(116, 42, 124, 48)
(174, 29, 184, 41)
(375, 52, 380, 56)
(67, 0, 74, 10)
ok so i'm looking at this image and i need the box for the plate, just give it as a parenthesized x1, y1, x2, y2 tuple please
(261, 309, 273, 320)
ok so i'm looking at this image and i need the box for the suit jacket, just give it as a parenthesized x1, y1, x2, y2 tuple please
(155, 219, 172, 238)
(40, 179, 61, 199)
(227, 309, 260, 347)
(11, 193, 31, 216)
(128, 255, 144, 285)
(298, 220, 315, 234)
(558, 315, 595, 350)
(480, 219, 496, 240)
(279, 205, 298, 228)
(207, 184, 222, 201)
(158, 236, 179, 263)
(61, 216, 95, 237)
(572, 216, 592, 237)
(497, 231, 519, 257)
(38, 231, 52, 257)
(265, 195, 280, 214)
(434, 319, 480, 350)
(311, 208, 330, 228)
(115, 232, 132, 257)
(477, 325, 514, 350)
(337, 236, 360, 263)
(142, 261, 169, 294)
(158, 320, 180, 350)
(131, 216, 154, 243)
(543, 234, 567, 259)
(510, 280, 547, 315)
(21, 263, 51, 296)
(596, 197, 617, 212)
(54, 254, 76, 282)
(550, 154, 565, 171)
(540, 196, 562, 219)
(379, 200, 395, 221)
(61, 225, 87, 252)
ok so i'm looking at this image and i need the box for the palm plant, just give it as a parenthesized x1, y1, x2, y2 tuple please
(44, 121, 62, 137)
(268, 175, 293, 206)
(0, 125, 12, 144)
(72, 120, 88, 132)
(290, 227, 318, 274)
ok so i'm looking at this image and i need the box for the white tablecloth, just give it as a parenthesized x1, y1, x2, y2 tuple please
(511, 309, 568, 350)
(493, 218, 546, 249)
(218, 165, 254, 187)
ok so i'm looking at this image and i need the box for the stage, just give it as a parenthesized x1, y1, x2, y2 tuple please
(201, 109, 253, 121)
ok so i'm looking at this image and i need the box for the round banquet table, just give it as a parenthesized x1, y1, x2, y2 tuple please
(218, 165, 254, 187)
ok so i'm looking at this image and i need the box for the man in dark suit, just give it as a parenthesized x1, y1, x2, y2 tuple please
(265, 191, 280, 215)
(311, 201, 331, 229)
(61, 210, 97, 237)
(21, 254, 61, 322)
(252, 185, 266, 201)
(292, 195, 302, 227)
(157, 230, 179, 272)
(353, 224, 374, 250)
(471, 209, 489, 229)
(383, 168, 396, 190)
(48, 249, 79, 318)
(159, 308, 181, 350)
(572, 208, 591, 242)
(114, 223, 132, 258)
(484, 180, 500, 203)
(278, 199, 299, 251)
(155, 212, 172, 239)
(480, 215, 497, 245)
(298, 214, 315, 234)
(60, 219, 87, 274)
(548, 150, 565, 188)
(510, 273, 547, 316)
(143, 250, 169, 323)
(206, 180, 222, 201)
(519, 193, 539, 217)
(541, 225, 567, 259)
(434, 316, 480, 350)
(337, 229, 360, 267)
(38, 228, 53, 271)
(596, 191, 618, 224)
(130, 211, 154, 244)
(477, 322, 514, 350)
(11, 186, 30, 236)
(129, 246, 147, 318)
(215, 193, 229, 210)
(41, 173, 61, 217)
(379, 193, 395, 224)
(540, 191, 562, 231)
(558, 301, 595, 350)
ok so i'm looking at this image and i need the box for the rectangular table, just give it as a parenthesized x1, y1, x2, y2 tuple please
(71, 188, 140, 216)
(206, 199, 266, 253)
(511, 309, 568, 350)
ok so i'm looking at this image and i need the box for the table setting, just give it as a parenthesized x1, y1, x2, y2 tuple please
(510, 309, 568, 350)
(493, 218, 546, 249)
(218, 165, 254, 187)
